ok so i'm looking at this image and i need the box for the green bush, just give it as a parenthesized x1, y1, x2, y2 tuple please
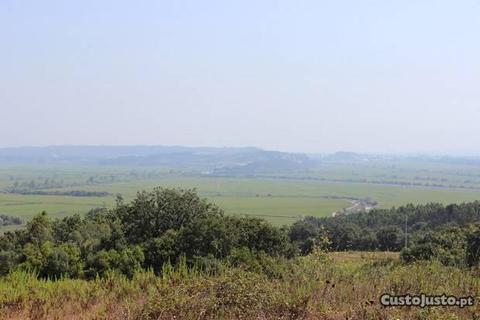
(0, 250, 19, 276)
(401, 225, 473, 267)
(0, 188, 293, 279)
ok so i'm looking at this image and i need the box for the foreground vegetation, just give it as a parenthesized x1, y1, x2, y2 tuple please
(0, 188, 296, 279)
(3, 187, 480, 279)
(291, 201, 480, 270)
(1, 252, 479, 319)
(2, 187, 480, 319)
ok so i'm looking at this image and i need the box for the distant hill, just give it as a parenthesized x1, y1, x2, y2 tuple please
(0, 145, 311, 173)
(0, 145, 257, 163)
(1, 146, 479, 173)
(212, 152, 311, 175)
(307, 151, 379, 164)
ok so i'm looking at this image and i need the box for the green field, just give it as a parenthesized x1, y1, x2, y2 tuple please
(1, 162, 480, 228)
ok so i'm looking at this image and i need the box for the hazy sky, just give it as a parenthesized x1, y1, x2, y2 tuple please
(1, 1, 479, 154)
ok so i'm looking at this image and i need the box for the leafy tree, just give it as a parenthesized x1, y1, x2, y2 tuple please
(231, 216, 292, 256)
(0, 250, 19, 276)
(85, 246, 144, 278)
(25, 211, 52, 245)
(116, 246, 144, 278)
(118, 188, 223, 243)
(42, 244, 83, 278)
(376, 227, 402, 251)
(52, 214, 82, 243)
(177, 215, 233, 260)
(466, 227, 480, 267)
(142, 229, 178, 273)
(20, 242, 52, 272)
(401, 225, 473, 266)
(289, 219, 331, 254)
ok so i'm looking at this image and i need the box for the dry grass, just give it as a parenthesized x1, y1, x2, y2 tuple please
(328, 251, 399, 264)
(0, 251, 479, 320)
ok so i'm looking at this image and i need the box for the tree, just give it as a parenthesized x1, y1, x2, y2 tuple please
(0, 250, 19, 276)
(401, 225, 472, 266)
(289, 219, 330, 254)
(42, 244, 83, 278)
(376, 227, 402, 251)
(143, 229, 178, 273)
(85, 246, 144, 278)
(26, 211, 52, 245)
(52, 214, 82, 243)
(0, 187, 296, 279)
(467, 228, 480, 267)
(177, 215, 233, 260)
(118, 188, 223, 243)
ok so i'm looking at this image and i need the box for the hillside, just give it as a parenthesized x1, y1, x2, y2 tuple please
(1, 188, 480, 319)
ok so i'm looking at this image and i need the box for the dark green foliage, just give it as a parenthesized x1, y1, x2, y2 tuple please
(4, 187, 480, 279)
(176, 215, 234, 259)
(340, 202, 480, 231)
(9, 190, 109, 197)
(291, 201, 480, 253)
(25, 211, 52, 245)
(0, 187, 292, 279)
(142, 230, 178, 273)
(230, 216, 294, 257)
(85, 246, 144, 278)
(289, 216, 377, 252)
(376, 227, 402, 251)
(42, 244, 83, 279)
(0, 250, 19, 276)
(289, 218, 331, 254)
(52, 214, 82, 243)
(117, 187, 223, 244)
(0, 214, 22, 227)
(401, 225, 474, 266)
(466, 228, 480, 267)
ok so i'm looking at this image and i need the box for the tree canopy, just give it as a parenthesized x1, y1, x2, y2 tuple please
(0, 187, 292, 278)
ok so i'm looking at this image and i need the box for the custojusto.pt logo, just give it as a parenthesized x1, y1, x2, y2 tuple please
(380, 294, 474, 308)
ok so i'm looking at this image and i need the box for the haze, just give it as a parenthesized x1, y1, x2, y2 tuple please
(1, 0, 479, 154)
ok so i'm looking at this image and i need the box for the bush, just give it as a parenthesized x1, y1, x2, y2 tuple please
(85, 246, 144, 278)
(466, 227, 480, 267)
(142, 230, 178, 273)
(401, 225, 473, 267)
(376, 226, 402, 251)
(0, 250, 19, 276)
(42, 244, 83, 278)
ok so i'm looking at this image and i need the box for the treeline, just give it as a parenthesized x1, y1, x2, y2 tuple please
(290, 202, 480, 267)
(10, 190, 110, 197)
(0, 188, 293, 278)
(6, 179, 110, 197)
(6, 179, 66, 193)
(2, 188, 480, 279)
(0, 214, 22, 227)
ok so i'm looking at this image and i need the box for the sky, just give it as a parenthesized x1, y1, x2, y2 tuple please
(1, 0, 479, 154)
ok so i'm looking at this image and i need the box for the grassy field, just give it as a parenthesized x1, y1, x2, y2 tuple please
(1, 163, 480, 228)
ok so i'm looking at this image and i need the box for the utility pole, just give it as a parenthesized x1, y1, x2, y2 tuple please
(404, 213, 408, 250)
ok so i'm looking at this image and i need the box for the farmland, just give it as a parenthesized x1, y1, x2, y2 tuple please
(2, 160, 480, 319)
(1, 155, 480, 229)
